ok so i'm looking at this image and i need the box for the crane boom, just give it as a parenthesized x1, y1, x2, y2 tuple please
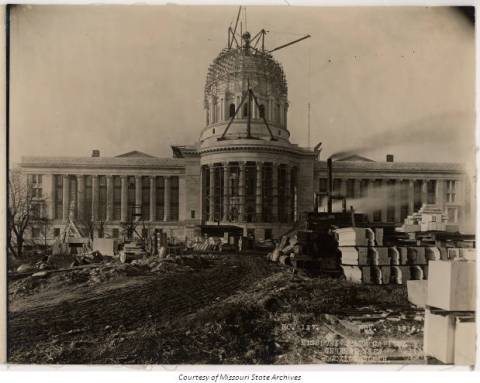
(269, 34, 311, 53)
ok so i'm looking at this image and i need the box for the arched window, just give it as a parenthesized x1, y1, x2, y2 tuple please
(229, 103, 235, 118)
(242, 103, 248, 118)
(259, 104, 265, 119)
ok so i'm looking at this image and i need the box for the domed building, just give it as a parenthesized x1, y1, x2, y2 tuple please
(19, 29, 474, 245)
(197, 32, 316, 237)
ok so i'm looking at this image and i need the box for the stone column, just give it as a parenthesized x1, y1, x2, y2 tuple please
(120, 175, 128, 222)
(394, 179, 402, 223)
(223, 164, 229, 222)
(62, 175, 70, 221)
(421, 179, 428, 205)
(435, 179, 444, 209)
(135, 176, 142, 221)
(239, 162, 246, 222)
(106, 175, 113, 222)
(149, 176, 156, 222)
(256, 162, 263, 222)
(271, 163, 278, 222)
(208, 166, 215, 222)
(285, 165, 291, 222)
(77, 175, 85, 221)
(408, 180, 415, 214)
(164, 176, 171, 222)
(91, 175, 98, 222)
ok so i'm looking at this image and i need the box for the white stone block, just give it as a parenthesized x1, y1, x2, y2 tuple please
(427, 261, 476, 311)
(336, 227, 374, 247)
(407, 280, 428, 308)
(92, 238, 117, 256)
(424, 308, 456, 364)
(454, 316, 476, 365)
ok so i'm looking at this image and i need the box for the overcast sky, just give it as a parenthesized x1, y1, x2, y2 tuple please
(9, 5, 475, 166)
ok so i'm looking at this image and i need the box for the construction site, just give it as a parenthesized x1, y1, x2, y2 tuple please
(7, 6, 476, 366)
(8, 160, 476, 364)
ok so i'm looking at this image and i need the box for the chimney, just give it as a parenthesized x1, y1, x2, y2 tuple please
(386, 154, 394, 162)
(92, 150, 100, 157)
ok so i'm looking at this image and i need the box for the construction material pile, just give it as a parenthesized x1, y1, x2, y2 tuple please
(188, 236, 235, 253)
(266, 235, 299, 266)
(398, 204, 454, 233)
(422, 259, 476, 365)
(267, 229, 341, 275)
(337, 227, 474, 285)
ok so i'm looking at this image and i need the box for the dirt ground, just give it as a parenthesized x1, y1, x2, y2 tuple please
(8, 253, 424, 364)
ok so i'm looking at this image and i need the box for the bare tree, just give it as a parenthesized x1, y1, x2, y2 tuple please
(78, 218, 96, 241)
(35, 216, 53, 249)
(8, 169, 36, 258)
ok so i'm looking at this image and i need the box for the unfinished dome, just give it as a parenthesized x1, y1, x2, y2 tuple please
(202, 32, 289, 136)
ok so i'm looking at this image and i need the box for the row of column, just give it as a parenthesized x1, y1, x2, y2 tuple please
(57, 174, 173, 222)
(207, 96, 287, 127)
(206, 162, 293, 223)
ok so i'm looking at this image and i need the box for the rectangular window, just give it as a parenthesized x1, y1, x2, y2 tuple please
(142, 176, 150, 220)
(32, 203, 42, 219)
(156, 176, 165, 221)
(170, 176, 180, 221)
(414, 180, 422, 211)
(30, 174, 43, 199)
(112, 228, 119, 238)
(446, 180, 456, 203)
(333, 179, 341, 194)
(98, 176, 107, 220)
(32, 227, 40, 238)
(427, 180, 436, 204)
(387, 206, 395, 222)
(53, 228, 60, 237)
(112, 176, 121, 220)
(127, 176, 136, 220)
(191, 210, 196, 219)
(84, 176, 92, 222)
(54, 175, 63, 219)
(319, 178, 328, 193)
(360, 180, 369, 198)
(346, 179, 355, 198)
(264, 228, 272, 240)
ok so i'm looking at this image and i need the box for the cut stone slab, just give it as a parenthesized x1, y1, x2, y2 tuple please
(92, 238, 118, 256)
(336, 227, 374, 247)
(454, 316, 476, 365)
(407, 280, 428, 308)
(424, 308, 456, 364)
(427, 260, 476, 311)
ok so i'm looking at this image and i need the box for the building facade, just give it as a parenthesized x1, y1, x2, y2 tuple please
(19, 32, 474, 243)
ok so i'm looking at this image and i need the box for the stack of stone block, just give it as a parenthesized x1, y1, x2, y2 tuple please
(423, 260, 476, 365)
(400, 204, 449, 233)
(337, 227, 450, 285)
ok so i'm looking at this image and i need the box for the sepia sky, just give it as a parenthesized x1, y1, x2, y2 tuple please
(9, 5, 475, 166)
